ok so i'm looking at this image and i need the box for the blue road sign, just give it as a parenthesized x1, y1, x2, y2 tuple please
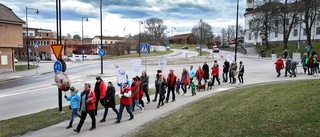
(34, 41, 39, 48)
(82, 50, 85, 54)
(98, 49, 105, 56)
(140, 43, 149, 54)
(200, 45, 203, 50)
(54, 61, 62, 73)
(306, 45, 310, 52)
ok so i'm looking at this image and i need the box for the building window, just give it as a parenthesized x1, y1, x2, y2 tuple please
(23, 33, 26, 36)
(39, 33, 42, 37)
(285, 18, 289, 25)
(254, 33, 258, 39)
(46, 33, 49, 37)
(293, 29, 298, 36)
(1, 55, 8, 65)
(317, 14, 320, 21)
(29, 33, 33, 36)
(275, 31, 278, 38)
(22, 52, 25, 56)
(316, 27, 320, 35)
(303, 29, 306, 36)
(249, 33, 252, 40)
(34, 52, 37, 56)
(249, 21, 252, 29)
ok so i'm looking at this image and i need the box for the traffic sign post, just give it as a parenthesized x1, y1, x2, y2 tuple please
(51, 44, 63, 60)
(140, 43, 149, 71)
(98, 49, 105, 56)
(53, 61, 63, 73)
(82, 50, 85, 62)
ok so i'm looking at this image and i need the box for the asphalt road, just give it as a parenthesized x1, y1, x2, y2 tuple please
(0, 49, 199, 121)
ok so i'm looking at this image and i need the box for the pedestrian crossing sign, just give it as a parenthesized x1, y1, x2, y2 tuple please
(140, 43, 149, 54)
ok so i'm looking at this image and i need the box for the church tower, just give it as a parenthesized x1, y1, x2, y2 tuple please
(246, 0, 254, 12)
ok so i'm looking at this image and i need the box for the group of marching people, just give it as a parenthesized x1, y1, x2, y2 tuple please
(275, 51, 319, 77)
(63, 59, 245, 133)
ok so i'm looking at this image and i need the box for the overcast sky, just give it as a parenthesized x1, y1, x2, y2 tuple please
(2, 0, 246, 38)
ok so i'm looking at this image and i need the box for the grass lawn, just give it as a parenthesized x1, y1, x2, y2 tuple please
(15, 65, 38, 71)
(256, 42, 320, 57)
(136, 79, 320, 137)
(0, 89, 155, 137)
(105, 50, 173, 59)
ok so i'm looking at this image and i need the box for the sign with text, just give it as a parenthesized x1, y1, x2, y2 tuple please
(117, 69, 127, 84)
(114, 63, 120, 75)
(292, 53, 301, 62)
(132, 59, 142, 74)
(158, 59, 166, 70)
(271, 54, 277, 61)
(227, 55, 234, 63)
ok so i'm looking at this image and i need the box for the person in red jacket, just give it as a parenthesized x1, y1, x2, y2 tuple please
(115, 82, 134, 123)
(195, 66, 204, 85)
(74, 83, 96, 133)
(275, 57, 284, 77)
(94, 76, 106, 115)
(166, 69, 177, 102)
(132, 77, 144, 112)
(211, 63, 220, 86)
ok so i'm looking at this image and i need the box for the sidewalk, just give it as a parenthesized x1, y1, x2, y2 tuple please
(20, 60, 320, 137)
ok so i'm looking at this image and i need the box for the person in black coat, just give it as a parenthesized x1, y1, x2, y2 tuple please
(100, 82, 119, 123)
(202, 62, 209, 83)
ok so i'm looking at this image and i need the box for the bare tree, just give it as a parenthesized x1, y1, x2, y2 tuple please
(249, 0, 282, 48)
(301, 0, 320, 48)
(73, 34, 81, 42)
(221, 28, 228, 44)
(144, 18, 167, 44)
(191, 21, 214, 45)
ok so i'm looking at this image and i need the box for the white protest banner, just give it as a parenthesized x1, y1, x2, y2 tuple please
(292, 53, 301, 62)
(158, 59, 166, 70)
(114, 63, 120, 75)
(271, 54, 277, 61)
(227, 55, 234, 63)
(132, 59, 142, 74)
(117, 69, 127, 83)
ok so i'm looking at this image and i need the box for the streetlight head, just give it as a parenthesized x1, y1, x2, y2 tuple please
(36, 9, 39, 14)
(140, 21, 143, 24)
(200, 19, 202, 22)
(86, 18, 89, 21)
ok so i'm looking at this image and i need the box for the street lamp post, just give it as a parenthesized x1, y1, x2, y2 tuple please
(200, 19, 202, 56)
(139, 21, 143, 57)
(171, 27, 176, 37)
(100, 0, 103, 74)
(82, 17, 88, 62)
(26, 7, 39, 70)
(235, 0, 239, 62)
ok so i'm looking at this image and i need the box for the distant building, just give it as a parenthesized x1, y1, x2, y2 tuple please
(19, 27, 64, 60)
(0, 3, 25, 72)
(168, 33, 198, 45)
(92, 36, 125, 45)
(244, 1, 320, 46)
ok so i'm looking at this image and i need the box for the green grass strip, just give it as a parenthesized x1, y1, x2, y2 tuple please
(136, 79, 320, 137)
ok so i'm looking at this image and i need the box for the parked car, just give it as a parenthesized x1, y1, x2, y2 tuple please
(182, 46, 188, 49)
(213, 47, 219, 53)
(29, 56, 40, 62)
(14, 58, 18, 63)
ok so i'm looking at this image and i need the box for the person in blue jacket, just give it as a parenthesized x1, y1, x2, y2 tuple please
(65, 86, 81, 129)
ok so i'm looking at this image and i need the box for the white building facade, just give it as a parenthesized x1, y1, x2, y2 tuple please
(244, 1, 320, 46)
